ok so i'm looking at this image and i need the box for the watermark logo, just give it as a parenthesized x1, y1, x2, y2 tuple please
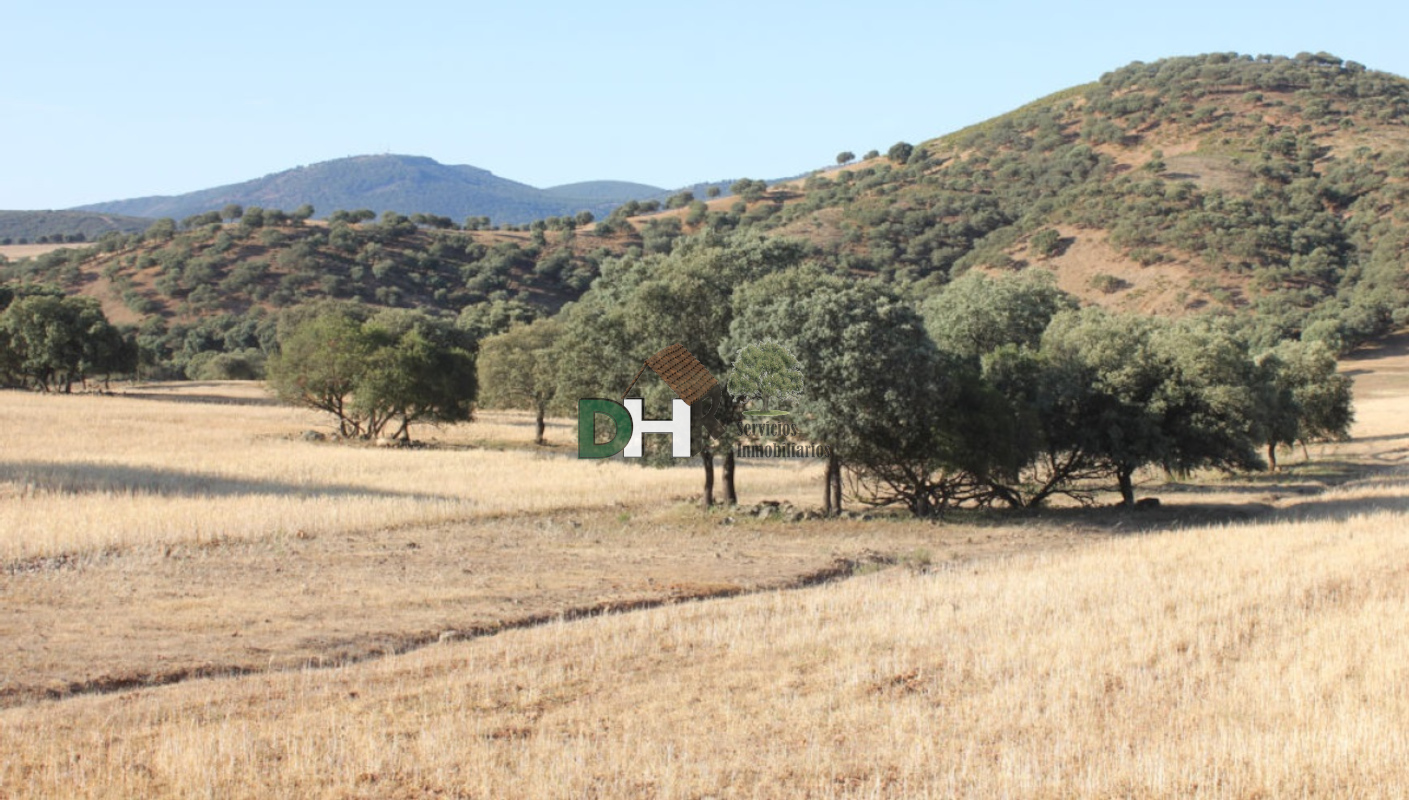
(576, 340, 829, 460)
(577, 344, 717, 458)
(725, 340, 803, 417)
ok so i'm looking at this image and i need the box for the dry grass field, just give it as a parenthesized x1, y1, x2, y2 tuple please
(0, 382, 826, 560)
(0, 334, 1406, 798)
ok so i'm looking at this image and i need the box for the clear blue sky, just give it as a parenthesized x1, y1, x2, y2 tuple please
(4, 0, 1409, 210)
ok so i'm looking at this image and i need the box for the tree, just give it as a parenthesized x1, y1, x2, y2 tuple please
(477, 317, 564, 444)
(1030, 228, 1062, 258)
(706, 186, 722, 198)
(291, 204, 315, 222)
(921, 269, 1077, 359)
(1040, 309, 1264, 505)
(864, 149, 880, 160)
(0, 294, 134, 392)
(267, 307, 476, 440)
(729, 178, 767, 202)
(729, 267, 987, 516)
(356, 310, 478, 440)
(556, 232, 808, 507)
(267, 310, 372, 437)
(222, 204, 244, 221)
(887, 142, 914, 164)
(1255, 340, 1353, 468)
(726, 340, 803, 413)
(836, 151, 856, 165)
(144, 218, 177, 241)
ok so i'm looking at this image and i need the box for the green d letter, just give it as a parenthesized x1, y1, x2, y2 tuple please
(578, 398, 634, 458)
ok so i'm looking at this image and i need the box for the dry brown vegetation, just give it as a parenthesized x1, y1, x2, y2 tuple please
(0, 337, 1406, 797)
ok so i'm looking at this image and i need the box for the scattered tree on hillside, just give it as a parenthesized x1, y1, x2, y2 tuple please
(837, 151, 856, 165)
(729, 179, 768, 202)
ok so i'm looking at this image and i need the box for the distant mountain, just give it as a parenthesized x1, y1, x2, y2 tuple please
(543, 181, 670, 202)
(72, 155, 669, 225)
(0, 210, 153, 243)
(19, 52, 1409, 378)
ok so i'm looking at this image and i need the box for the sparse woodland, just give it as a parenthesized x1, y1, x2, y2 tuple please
(0, 52, 1398, 511)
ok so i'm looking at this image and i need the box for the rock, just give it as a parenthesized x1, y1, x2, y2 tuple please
(1135, 497, 1161, 510)
(301, 430, 326, 442)
(438, 630, 464, 643)
(787, 510, 805, 522)
(757, 506, 774, 520)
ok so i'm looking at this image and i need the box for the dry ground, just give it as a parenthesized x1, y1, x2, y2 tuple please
(0, 383, 1114, 711)
(0, 335, 1405, 797)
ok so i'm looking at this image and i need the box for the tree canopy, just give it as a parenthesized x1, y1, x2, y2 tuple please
(267, 306, 477, 440)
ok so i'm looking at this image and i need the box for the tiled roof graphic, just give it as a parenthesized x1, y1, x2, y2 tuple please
(623, 344, 719, 406)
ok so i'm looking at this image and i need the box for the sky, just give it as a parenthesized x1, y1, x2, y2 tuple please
(5, 0, 1409, 210)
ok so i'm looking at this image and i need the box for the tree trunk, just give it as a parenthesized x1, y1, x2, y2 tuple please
(535, 404, 546, 446)
(824, 454, 843, 516)
(1117, 467, 1135, 507)
(701, 448, 715, 509)
(722, 448, 737, 506)
(1267, 443, 1278, 472)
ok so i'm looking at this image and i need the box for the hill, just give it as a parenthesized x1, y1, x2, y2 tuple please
(0, 209, 153, 243)
(7, 52, 1409, 377)
(72, 155, 668, 226)
(674, 52, 1409, 350)
(542, 180, 669, 202)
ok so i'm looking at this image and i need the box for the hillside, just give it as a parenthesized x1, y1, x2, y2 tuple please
(0, 209, 153, 243)
(6, 52, 1409, 377)
(73, 154, 668, 226)
(730, 52, 1409, 348)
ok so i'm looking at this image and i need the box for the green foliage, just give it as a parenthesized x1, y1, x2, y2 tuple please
(0, 210, 151, 242)
(887, 142, 914, 164)
(726, 340, 804, 413)
(476, 318, 564, 444)
(921, 270, 1077, 359)
(1030, 228, 1062, 258)
(0, 293, 136, 390)
(729, 179, 768, 202)
(267, 307, 476, 440)
(1039, 309, 1265, 504)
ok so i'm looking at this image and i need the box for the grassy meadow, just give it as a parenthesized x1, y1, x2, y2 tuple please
(0, 382, 823, 561)
(0, 334, 1405, 797)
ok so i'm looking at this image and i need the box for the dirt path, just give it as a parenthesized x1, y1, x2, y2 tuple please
(0, 506, 1108, 708)
(1, 334, 1404, 711)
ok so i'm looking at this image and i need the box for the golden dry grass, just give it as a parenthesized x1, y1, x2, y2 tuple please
(1, 340, 1406, 798)
(0, 384, 821, 560)
(3, 476, 1407, 798)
